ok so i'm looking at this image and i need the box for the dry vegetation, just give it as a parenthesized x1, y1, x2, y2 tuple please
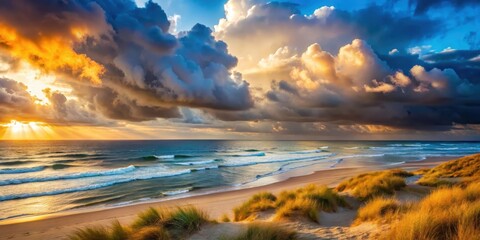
(336, 169, 412, 200)
(233, 192, 277, 221)
(69, 206, 208, 240)
(417, 153, 480, 187)
(382, 183, 480, 240)
(352, 154, 480, 240)
(233, 184, 348, 223)
(353, 197, 404, 225)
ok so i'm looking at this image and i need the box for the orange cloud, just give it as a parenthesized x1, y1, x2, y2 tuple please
(0, 24, 104, 85)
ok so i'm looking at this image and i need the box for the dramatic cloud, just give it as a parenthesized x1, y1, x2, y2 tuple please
(0, 0, 479, 138)
(215, 0, 441, 75)
(0, 0, 253, 123)
(0, 78, 37, 122)
(213, 39, 480, 130)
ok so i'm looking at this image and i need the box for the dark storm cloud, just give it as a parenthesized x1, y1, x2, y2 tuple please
(381, 50, 480, 84)
(0, 0, 253, 123)
(408, 0, 480, 15)
(352, 5, 442, 53)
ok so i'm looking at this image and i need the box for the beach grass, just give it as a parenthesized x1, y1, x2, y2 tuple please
(70, 206, 207, 240)
(164, 206, 209, 234)
(275, 197, 319, 222)
(110, 220, 130, 240)
(220, 214, 231, 222)
(274, 184, 348, 223)
(69, 226, 111, 240)
(130, 226, 170, 240)
(220, 223, 298, 240)
(382, 182, 480, 239)
(131, 207, 165, 229)
(233, 192, 277, 221)
(231, 184, 347, 223)
(417, 153, 480, 187)
(336, 169, 410, 200)
(354, 197, 403, 224)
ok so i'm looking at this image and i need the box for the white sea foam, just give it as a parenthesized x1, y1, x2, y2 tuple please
(387, 161, 406, 166)
(0, 166, 45, 174)
(232, 152, 266, 157)
(0, 169, 191, 201)
(289, 149, 325, 154)
(162, 188, 191, 196)
(220, 153, 334, 167)
(155, 155, 175, 159)
(174, 159, 217, 165)
(0, 165, 136, 186)
(433, 147, 459, 150)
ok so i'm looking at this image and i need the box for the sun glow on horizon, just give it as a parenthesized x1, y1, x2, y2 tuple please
(0, 120, 171, 140)
(0, 120, 54, 140)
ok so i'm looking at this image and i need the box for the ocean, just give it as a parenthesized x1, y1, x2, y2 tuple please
(0, 140, 478, 221)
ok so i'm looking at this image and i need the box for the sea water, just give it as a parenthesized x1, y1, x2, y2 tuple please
(0, 140, 478, 221)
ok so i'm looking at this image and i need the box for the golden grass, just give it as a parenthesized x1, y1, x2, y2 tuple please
(220, 223, 297, 240)
(220, 214, 231, 222)
(274, 184, 347, 223)
(233, 192, 277, 221)
(69, 226, 111, 240)
(417, 154, 480, 187)
(336, 169, 410, 200)
(416, 176, 453, 187)
(354, 197, 404, 224)
(70, 206, 208, 240)
(275, 198, 319, 222)
(231, 184, 347, 223)
(130, 226, 170, 240)
(382, 182, 480, 240)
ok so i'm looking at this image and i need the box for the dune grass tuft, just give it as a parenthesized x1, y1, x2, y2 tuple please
(69, 226, 111, 240)
(131, 207, 165, 229)
(220, 214, 231, 222)
(69, 220, 131, 240)
(110, 220, 129, 240)
(274, 184, 348, 223)
(336, 169, 409, 200)
(164, 206, 209, 234)
(354, 197, 403, 224)
(417, 153, 480, 187)
(70, 206, 208, 240)
(231, 185, 347, 223)
(221, 223, 297, 240)
(130, 226, 170, 240)
(275, 198, 319, 222)
(233, 192, 277, 221)
(416, 175, 453, 187)
(382, 182, 480, 240)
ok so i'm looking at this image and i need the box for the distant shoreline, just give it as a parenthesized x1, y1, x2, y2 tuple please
(0, 155, 452, 240)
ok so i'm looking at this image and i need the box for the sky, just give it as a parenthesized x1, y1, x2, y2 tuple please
(0, 0, 479, 140)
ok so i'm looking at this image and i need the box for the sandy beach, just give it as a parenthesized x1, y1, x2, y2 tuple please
(0, 156, 450, 240)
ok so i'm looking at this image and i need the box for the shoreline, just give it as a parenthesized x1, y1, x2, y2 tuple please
(0, 156, 451, 240)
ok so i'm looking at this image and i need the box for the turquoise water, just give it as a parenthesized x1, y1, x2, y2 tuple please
(0, 140, 478, 221)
